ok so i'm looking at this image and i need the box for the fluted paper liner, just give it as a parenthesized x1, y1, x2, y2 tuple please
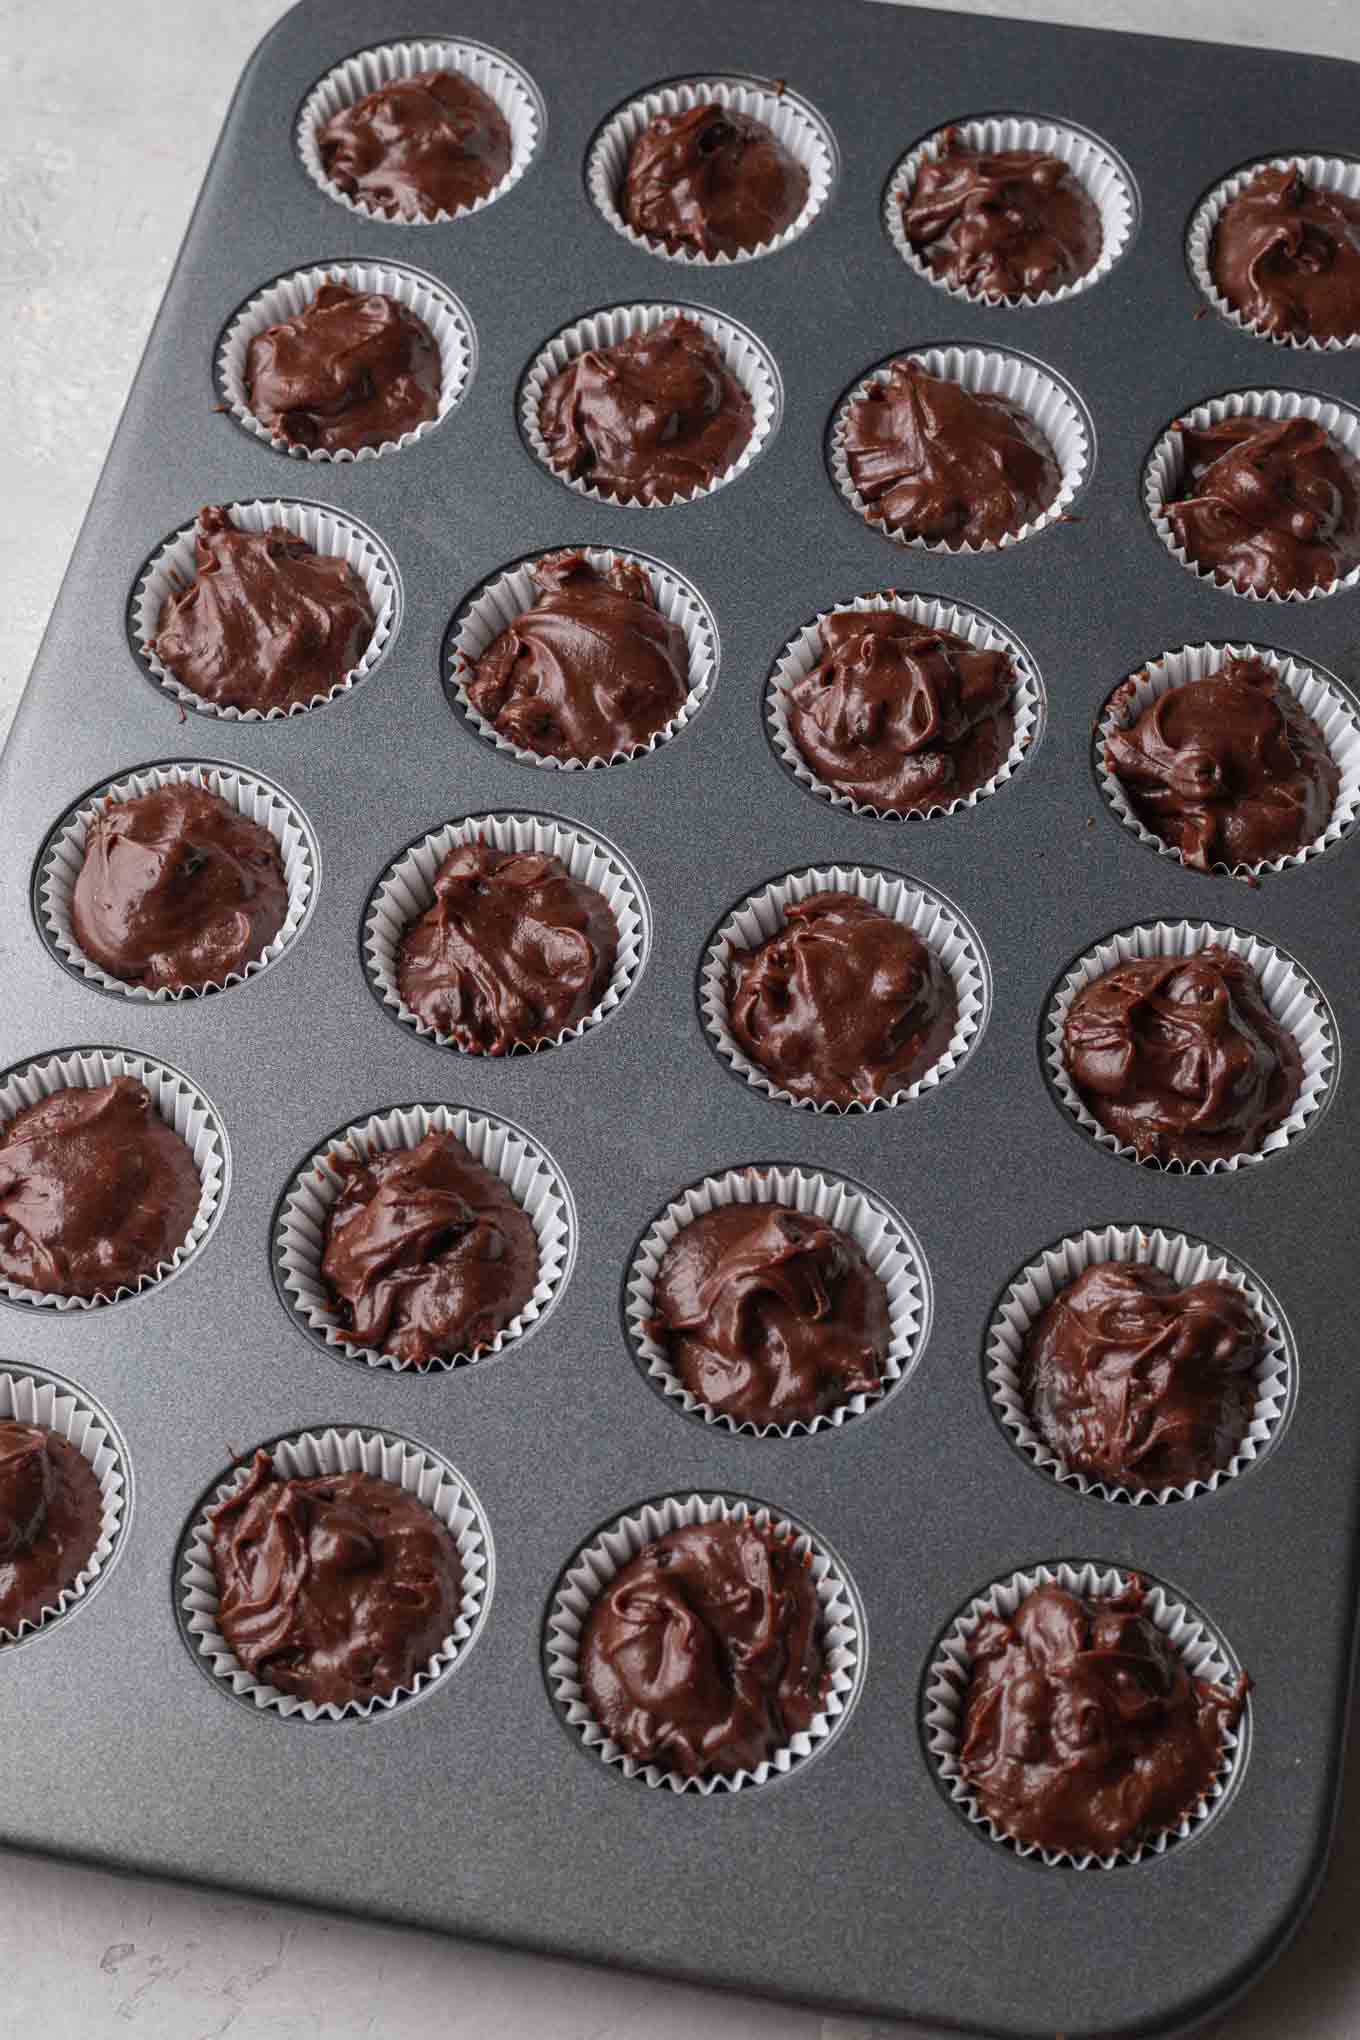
(39, 762, 316, 999)
(448, 544, 716, 769)
(133, 498, 397, 721)
(767, 590, 1043, 820)
(0, 1370, 127, 1643)
(297, 39, 542, 225)
(1188, 155, 1360, 350)
(924, 1560, 1244, 1866)
(546, 1492, 861, 1792)
(1046, 920, 1333, 1173)
(364, 812, 646, 1053)
(1097, 641, 1360, 876)
(276, 1102, 571, 1372)
(626, 1164, 927, 1437)
(0, 1048, 224, 1309)
(520, 302, 779, 507)
(180, 1426, 490, 1722)
(829, 344, 1089, 552)
(886, 115, 1135, 308)
(219, 261, 474, 461)
(702, 864, 987, 1114)
(987, 1224, 1291, 1503)
(588, 77, 834, 266)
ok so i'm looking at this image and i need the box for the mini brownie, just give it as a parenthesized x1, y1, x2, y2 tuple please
(0, 1421, 104, 1633)
(1211, 164, 1360, 345)
(153, 506, 376, 715)
(902, 132, 1102, 299)
(396, 840, 618, 1050)
(244, 280, 441, 454)
(580, 1515, 828, 1777)
(1165, 414, 1360, 597)
(317, 68, 511, 219)
(648, 1202, 889, 1427)
(622, 102, 808, 257)
(0, 1078, 201, 1298)
(208, 1449, 462, 1708)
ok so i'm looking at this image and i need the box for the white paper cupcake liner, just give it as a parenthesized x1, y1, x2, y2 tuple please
(297, 39, 543, 226)
(987, 1224, 1292, 1503)
(1144, 388, 1360, 601)
(924, 1560, 1245, 1867)
(0, 1048, 225, 1310)
(829, 344, 1089, 552)
(179, 1426, 491, 1722)
(447, 545, 717, 769)
(546, 1491, 862, 1792)
(1097, 641, 1360, 876)
(0, 1370, 127, 1644)
(38, 762, 317, 1000)
(364, 811, 647, 1053)
(1188, 155, 1360, 350)
(767, 590, 1043, 820)
(520, 302, 779, 507)
(1046, 920, 1334, 1174)
(701, 864, 988, 1114)
(625, 1164, 928, 1438)
(218, 261, 474, 461)
(886, 114, 1136, 308)
(132, 498, 398, 721)
(275, 1102, 572, 1372)
(587, 76, 835, 266)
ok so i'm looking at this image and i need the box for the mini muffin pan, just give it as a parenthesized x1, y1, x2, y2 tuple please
(2, 3, 1358, 2033)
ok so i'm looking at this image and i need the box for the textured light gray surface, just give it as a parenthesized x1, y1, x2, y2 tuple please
(2, 1, 1359, 2035)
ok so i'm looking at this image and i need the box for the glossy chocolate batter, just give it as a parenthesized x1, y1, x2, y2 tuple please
(649, 1203, 889, 1427)
(842, 359, 1061, 545)
(622, 102, 808, 257)
(959, 1578, 1247, 1857)
(0, 1423, 103, 1633)
(1061, 946, 1303, 1165)
(787, 609, 1016, 812)
(1021, 1261, 1262, 1490)
(1105, 656, 1339, 870)
(727, 891, 957, 1107)
(71, 782, 289, 992)
(537, 313, 754, 504)
(209, 1449, 462, 1707)
(317, 68, 511, 220)
(1165, 415, 1360, 597)
(153, 506, 376, 715)
(319, 1129, 538, 1368)
(902, 134, 1102, 299)
(244, 280, 441, 454)
(396, 840, 618, 1050)
(1211, 165, 1360, 345)
(464, 551, 691, 762)
(581, 1515, 828, 1777)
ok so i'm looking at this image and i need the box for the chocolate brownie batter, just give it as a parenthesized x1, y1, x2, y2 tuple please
(244, 280, 441, 454)
(581, 1516, 828, 1777)
(727, 891, 957, 1108)
(397, 840, 618, 1050)
(1021, 1261, 1263, 1490)
(0, 1423, 103, 1633)
(959, 1578, 1247, 1857)
(1212, 164, 1360, 345)
(319, 1129, 538, 1367)
(1105, 656, 1339, 869)
(209, 1450, 462, 1707)
(537, 313, 754, 504)
(464, 551, 691, 762)
(317, 68, 511, 220)
(1165, 415, 1360, 597)
(72, 782, 289, 992)
(622, 102, 808, 257)
(153, 506, 376, 715)
(1061, 947, 1303, 1165)
(649, 1203, 889, 1427)
(902, 134, 1102, 299)
(787, 609, 1016, 812)
(842, 359, 1061, 545)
